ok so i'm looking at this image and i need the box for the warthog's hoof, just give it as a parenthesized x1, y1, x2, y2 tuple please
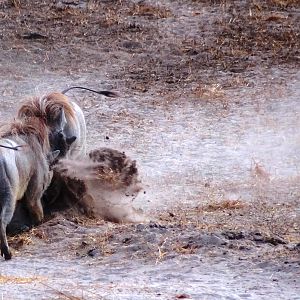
(1, 246, 12, 260)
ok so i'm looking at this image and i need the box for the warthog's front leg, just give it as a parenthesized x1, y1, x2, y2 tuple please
(25, 196, 44, 225)
(24, 176, 46, 225)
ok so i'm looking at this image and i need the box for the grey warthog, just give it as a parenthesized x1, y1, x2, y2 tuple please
(6, 121, 77, 236)
(0, 117, 62, 260)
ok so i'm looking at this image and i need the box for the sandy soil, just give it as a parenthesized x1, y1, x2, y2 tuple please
(0, 0, 299, 299)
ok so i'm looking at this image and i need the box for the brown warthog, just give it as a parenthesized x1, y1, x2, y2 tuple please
(18, 92, 86, 159)
(18, 88, 118, 159)
(17, 89, 117, 207)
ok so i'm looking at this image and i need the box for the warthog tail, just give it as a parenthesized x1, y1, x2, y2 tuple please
(62, 86, 119, 98)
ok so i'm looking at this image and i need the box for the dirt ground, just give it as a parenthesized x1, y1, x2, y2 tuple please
(0, 0, 300, 299)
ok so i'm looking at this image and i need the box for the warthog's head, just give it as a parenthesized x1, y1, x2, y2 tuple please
(48, 106, 77, 159)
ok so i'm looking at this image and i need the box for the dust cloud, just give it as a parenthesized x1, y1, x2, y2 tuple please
(53, 148, 149, 224)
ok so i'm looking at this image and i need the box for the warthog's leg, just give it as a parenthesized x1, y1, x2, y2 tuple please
(0, 171, 14, 260)
(24, 176, 46, 225)
(0, 221, 12, 260)
(24, 193, 44, 225)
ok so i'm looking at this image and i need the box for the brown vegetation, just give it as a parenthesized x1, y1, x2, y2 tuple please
(0, 0, 298, 94)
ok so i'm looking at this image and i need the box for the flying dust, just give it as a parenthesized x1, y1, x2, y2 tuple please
(52, 147, 149, 224)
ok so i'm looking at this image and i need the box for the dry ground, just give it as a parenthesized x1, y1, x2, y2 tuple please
(0, 0, 299, 299)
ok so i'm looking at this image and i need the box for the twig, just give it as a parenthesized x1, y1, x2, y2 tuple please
(39, 282, 83, 300)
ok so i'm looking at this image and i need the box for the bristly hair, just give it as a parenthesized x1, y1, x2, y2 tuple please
(17, 92, 75, 126)
(0, 117, 50, 152)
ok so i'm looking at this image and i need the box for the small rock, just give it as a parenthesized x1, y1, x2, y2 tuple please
(286, 243, 300, 251)
(122, 41, 142, 49)
(149, 222, 166, 230)
(252, 232, 264, 242)
(22, 32, 48, 40)
(135, 224, 145, 232)
(122, 237, 132, 244)
(265, 236, 286, 246)
(87, 248, 100, 257)
(175, 294, 190, 299)
(222, 231, 245, 240)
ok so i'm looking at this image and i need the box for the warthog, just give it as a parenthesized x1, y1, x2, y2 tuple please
(18, 87, 118, 159)
(0, 117, 62, 260)
(6, 124, 77, 236)
(18, 92, 87, 159)
(17, 88, 118, 206)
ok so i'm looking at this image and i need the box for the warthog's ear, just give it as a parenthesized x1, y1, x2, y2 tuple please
(56, 106, 67, 131)
(47, 150, 60, 164)
(66, 136, 76, 145)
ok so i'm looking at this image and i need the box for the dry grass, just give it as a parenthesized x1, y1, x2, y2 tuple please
(0, 274, 44, 284)
(65, 214, 104, 227)
(40, 283, 84, 300)
(249, 200, 299, 240)
(6, 196, 298, 264)
(192, 83, 229, 108)
(158, 198, 299, 244)
(193, 84, 225, 99)
(213, 1, 299, 67)
(103, 9, 123, 26)
(201, 200, 246, 211)
(156, 242, 169, 263)
(0, 0, 298, 94)
(73, 229, 115, 257)
(173, 243, 198, 255)
(129, 3, 173, 19)
(94, 231, 115, 256)
(8, 231, 33, 250)
(11, 0, 21, 9)
(7, 226, 52, 252)
(270, 0, 299, 7)
(120, 0, 299, 92)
